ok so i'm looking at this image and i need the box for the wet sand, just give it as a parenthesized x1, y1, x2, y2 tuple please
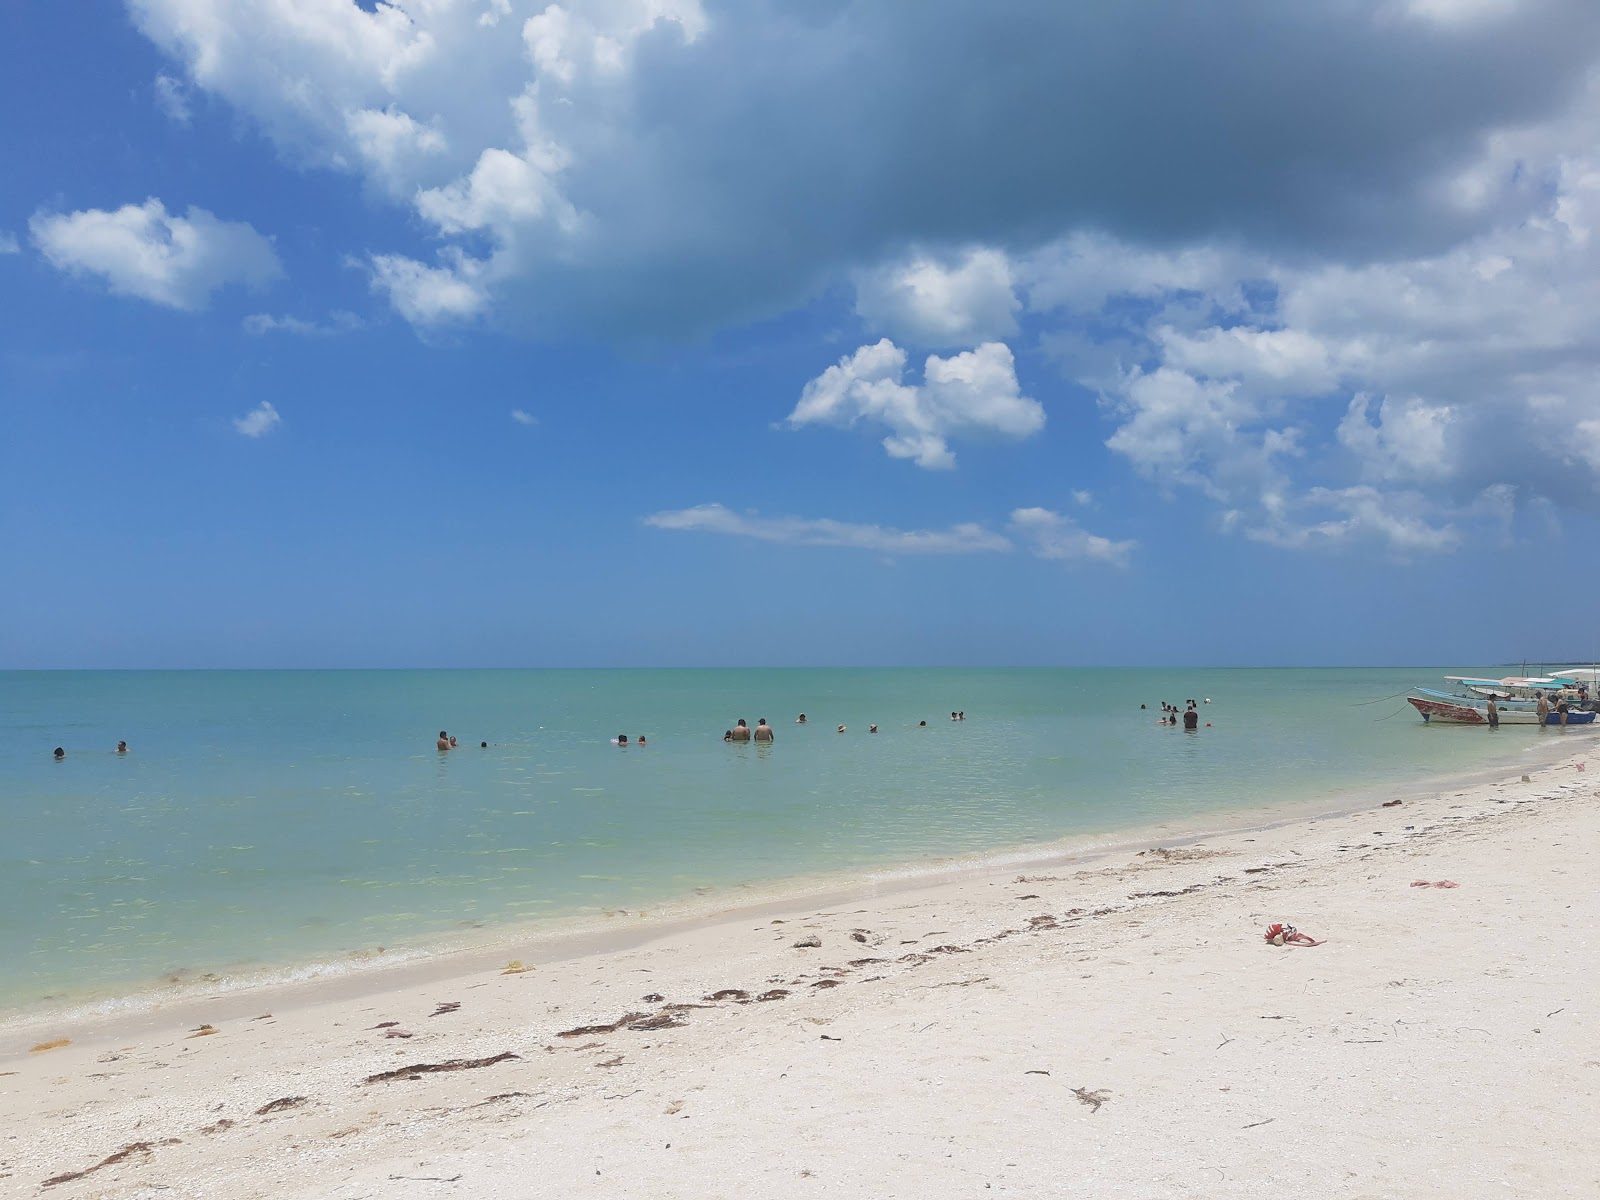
(3, 747, 1597, 1198)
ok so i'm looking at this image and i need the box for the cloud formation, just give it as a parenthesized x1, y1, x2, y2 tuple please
(1009, 507, 1134, 567)
(31, 198, 281, 310)
(647, 502, 1129, 564)
(786, 339, 1043, 469)
(124, 0, 1600, 336)
(510, 408, 538, 425)
(233, 400, 281, 438)
(853, 249, 1018, 348)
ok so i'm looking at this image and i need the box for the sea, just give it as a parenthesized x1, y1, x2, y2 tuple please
(0, 667, 1585, 1021)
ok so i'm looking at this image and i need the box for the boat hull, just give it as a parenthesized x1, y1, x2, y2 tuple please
(1407, 697, 1595, 725)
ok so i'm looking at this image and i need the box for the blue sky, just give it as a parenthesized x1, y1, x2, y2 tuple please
(4, 0, 1600, 669)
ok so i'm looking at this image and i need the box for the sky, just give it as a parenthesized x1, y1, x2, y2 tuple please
(4, 0, 1600, 669)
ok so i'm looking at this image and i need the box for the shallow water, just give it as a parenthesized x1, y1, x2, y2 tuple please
(0, 667, 1563, 1012)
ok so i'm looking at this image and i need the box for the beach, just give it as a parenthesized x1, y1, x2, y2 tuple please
(3, 743, 1597, 1198)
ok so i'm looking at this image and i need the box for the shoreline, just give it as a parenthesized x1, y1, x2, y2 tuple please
(4, 726, 1590, 1046)
(2, 743, 1596, 1196)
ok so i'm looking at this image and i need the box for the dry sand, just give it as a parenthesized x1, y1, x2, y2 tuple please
(3, 747, 1599, 1199)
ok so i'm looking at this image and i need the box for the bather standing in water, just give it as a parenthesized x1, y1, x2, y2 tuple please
(753, 719, 774, 743)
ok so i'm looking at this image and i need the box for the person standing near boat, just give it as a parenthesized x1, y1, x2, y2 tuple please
(1537, 694, 1551, 726)
(1487, 696, 1500, 729)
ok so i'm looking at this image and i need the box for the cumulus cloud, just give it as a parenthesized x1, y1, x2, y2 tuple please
(115, 0, 1600, 554)
(1009, 507, 1135, 566)
(786, 339, 1043, 469)
(645, 504, 1013, 555)
(31, 198, 281, 310)
(510, 408, 538, 425)
(233, 400, 281, 438)
(853, 248, 1018, 347)
(123, 0, 1600, 335)
(368, 252, 487, 326)
(1007, 72, 1600, 551)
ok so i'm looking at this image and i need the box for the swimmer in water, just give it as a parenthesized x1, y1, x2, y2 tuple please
(116, 740, 128, 753)
(616, 733, 629, 746)
(753, 719, 773, 743)
(53, 746, 65, 760)
(437, 730, 450, 751)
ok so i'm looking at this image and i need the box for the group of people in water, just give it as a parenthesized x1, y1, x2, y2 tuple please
(431, 712, 974, 751)
(436, 731, 489, 750)
(1143, 699, 1210, 730)
(51, 741, 128, 759)
(725, 712, 968, 739)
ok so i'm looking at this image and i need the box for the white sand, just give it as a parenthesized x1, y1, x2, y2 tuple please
(4, 747, 1598, 1199)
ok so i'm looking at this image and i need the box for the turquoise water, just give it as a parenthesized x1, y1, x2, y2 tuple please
(0, 667, 1571, 1014)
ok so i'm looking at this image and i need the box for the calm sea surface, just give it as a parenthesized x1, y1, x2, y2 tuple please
(0, 667, 1578, 1016)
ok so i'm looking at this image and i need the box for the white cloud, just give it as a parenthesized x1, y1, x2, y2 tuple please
(645, 504, 1014, 555)
(154, 72, 191, 123)
(233, 400, 281, 438)
(0, 231, 19, 255)
(510, 408, 538, 425)
(243, 311, 361, 336)
(31, 198, 281, 310)
(1248, 486, 1461, 555)
(1070, 490, 1093, 507)
(368, 252, 488, 326)
(1337, 394, 1456, 482)
(786, 339, 1044, 469)
(346, 106, 447, 192)
(1009, 507, 1135, 566)
(854, 248, 1019, 347)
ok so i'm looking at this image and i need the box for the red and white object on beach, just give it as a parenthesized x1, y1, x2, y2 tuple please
(1263, 922, 1322, 946)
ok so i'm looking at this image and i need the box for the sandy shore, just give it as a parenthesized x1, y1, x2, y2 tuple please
(3, 744, 1598, 1198)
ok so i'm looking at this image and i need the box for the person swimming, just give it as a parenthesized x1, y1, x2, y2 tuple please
(837, 724, 846, 733)
(480, 741, 488, 748)
(53, 746, 65, 760)
(116, 740, 128, 753)
(437, 731, 450, 751)
(616, 734, 629, 746)
(796, 713, 807, 724)
(869, 724, 878, 733)
(638, 735, 648, 746)
(723, 729, 733, 741)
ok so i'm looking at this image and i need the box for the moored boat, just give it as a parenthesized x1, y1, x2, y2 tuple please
(1407, 695, 1595, 725)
